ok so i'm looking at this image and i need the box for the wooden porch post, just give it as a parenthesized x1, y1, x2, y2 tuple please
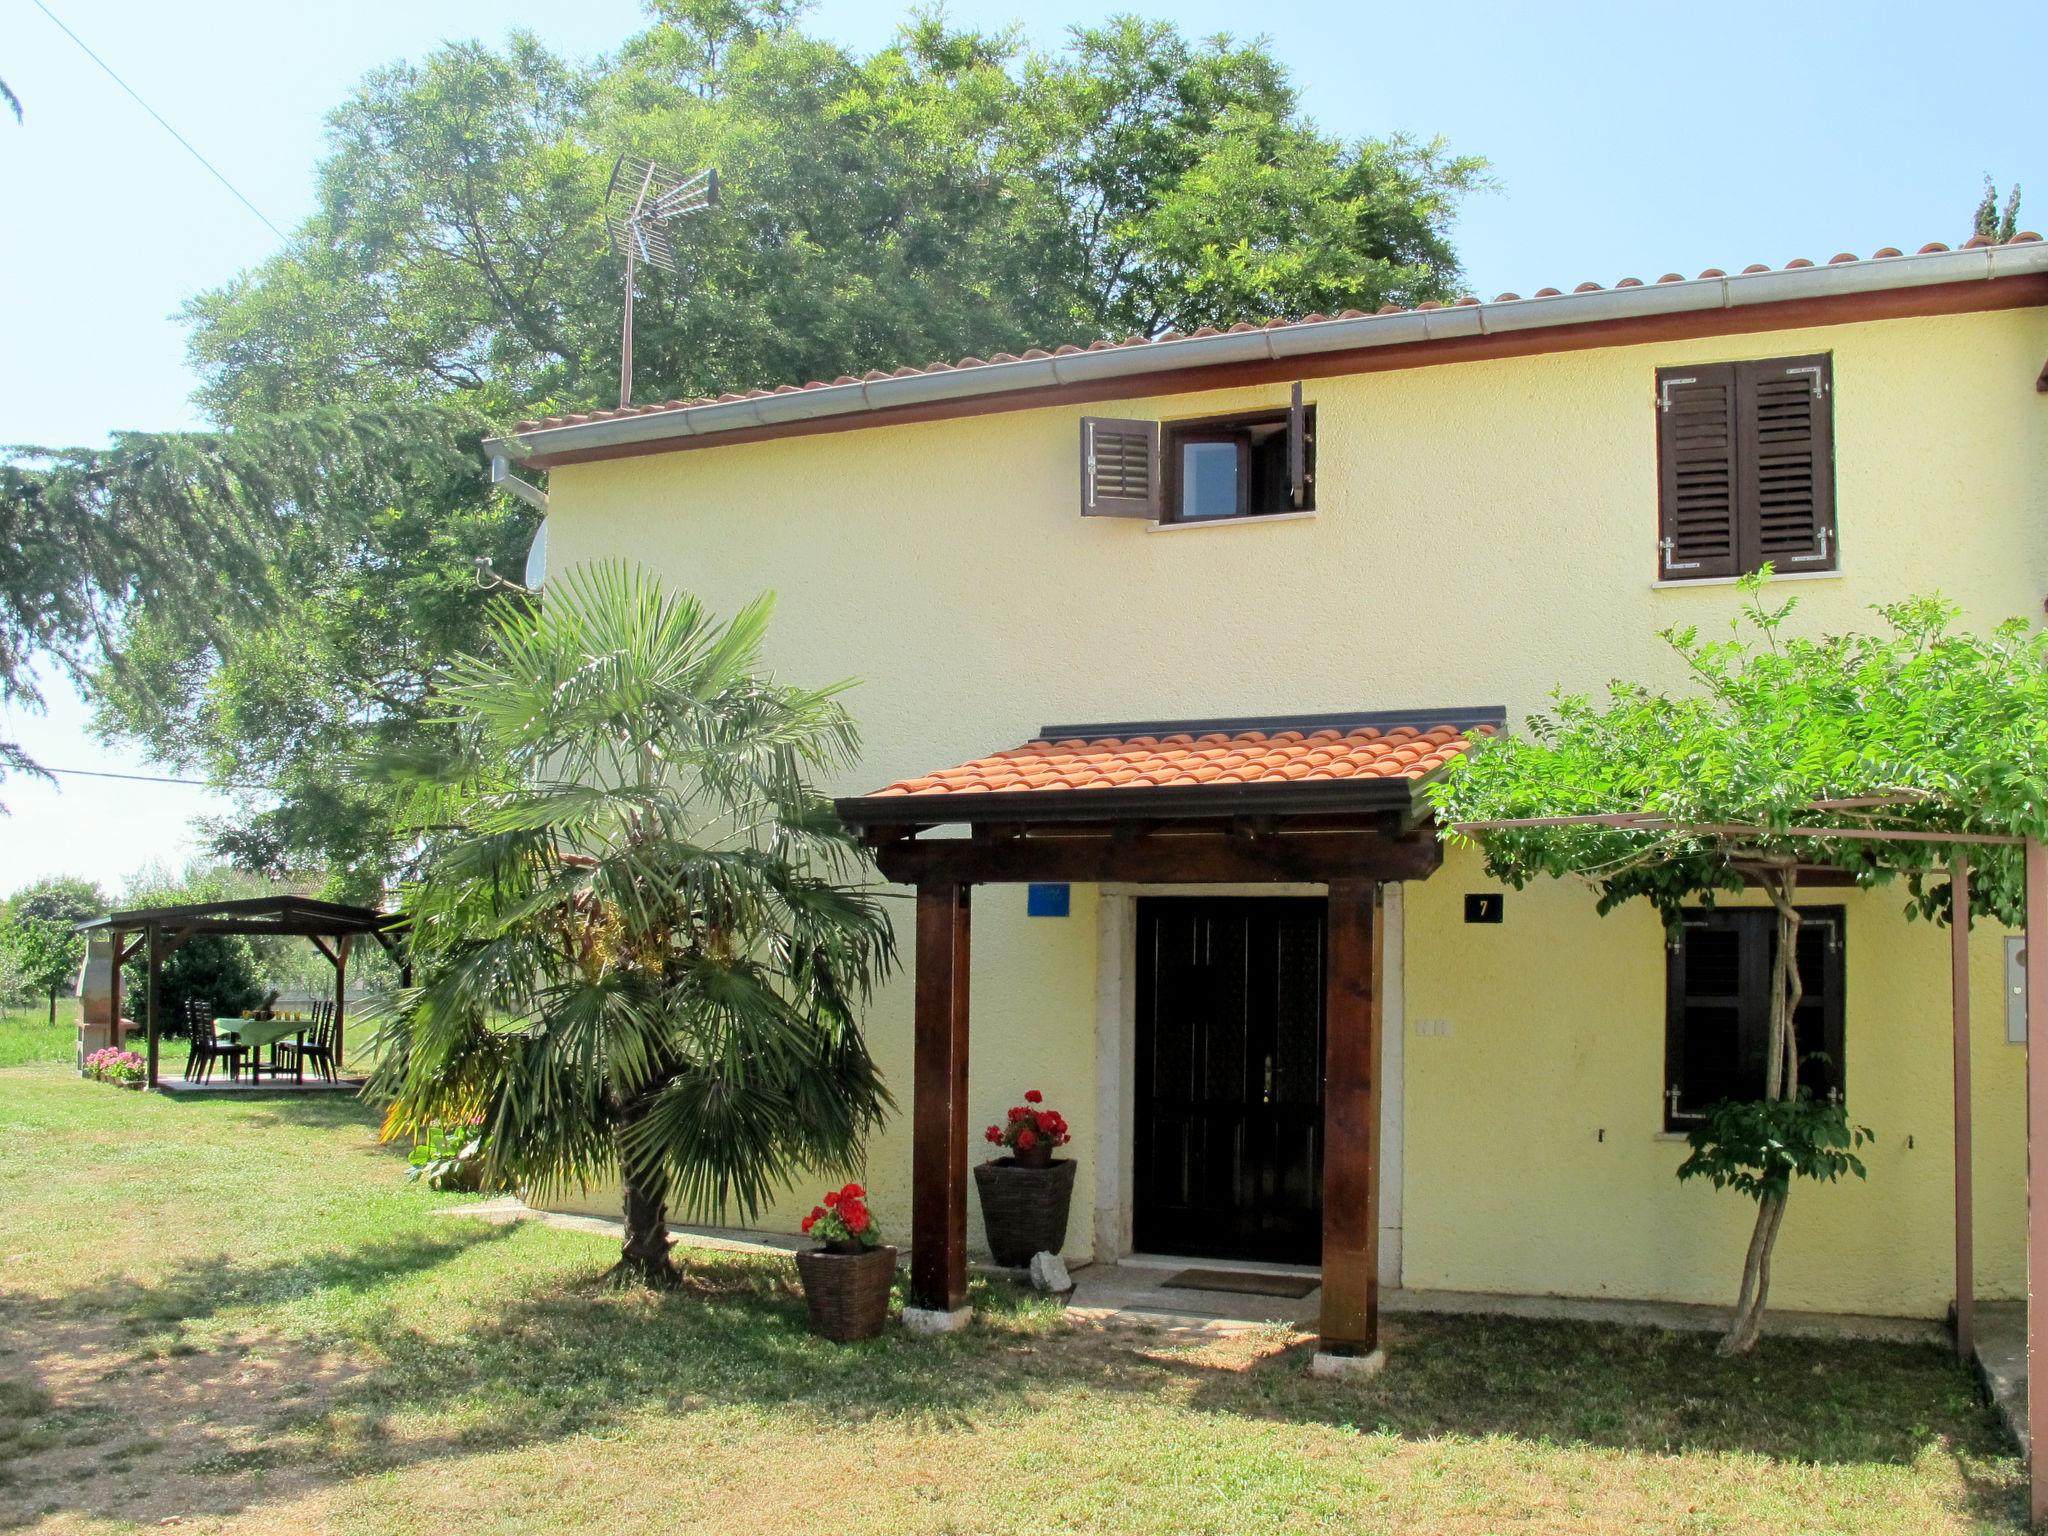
(1951, 856, 1974, 1361)
(1316, 878, 1383, 1371)
(2027, 838, 2048, 1525)
(909, 881, 972, 1325)
(144, 922, 162, 1091)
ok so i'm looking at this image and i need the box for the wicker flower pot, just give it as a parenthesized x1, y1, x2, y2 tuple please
(974, 1156, 1077, 1268)
(794, 1242, 897, 1342)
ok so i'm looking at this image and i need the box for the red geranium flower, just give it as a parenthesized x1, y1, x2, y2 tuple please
(985, 1125, 1003, 1143)
(1016, 1127, 1037, 1150)
(843, 1183, 864, 1199)
(824, 1190, 840, 1208)
(1025, 1089, 1043, 1103)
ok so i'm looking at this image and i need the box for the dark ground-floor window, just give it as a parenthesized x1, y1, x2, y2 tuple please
(1664, 905, 1845, 1131)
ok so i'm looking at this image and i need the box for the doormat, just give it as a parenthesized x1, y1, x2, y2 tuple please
(1160, 1268, 1319, 1299)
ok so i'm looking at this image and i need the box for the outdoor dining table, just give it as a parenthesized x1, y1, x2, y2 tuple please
(215, 1017, 309, 1083)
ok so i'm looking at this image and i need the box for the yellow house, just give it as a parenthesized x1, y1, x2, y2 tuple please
(490, 234, 2048, 1364)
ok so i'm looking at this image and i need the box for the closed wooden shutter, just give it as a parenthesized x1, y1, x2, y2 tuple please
(1655, 363, 1740, 578)
(1739, 354, 1835, 573)
(1081, 417, 1159, 518)
(1656, 354, 1837, 580)
(1664, 906, 1845, 1130)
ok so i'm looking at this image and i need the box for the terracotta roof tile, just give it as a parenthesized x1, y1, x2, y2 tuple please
(510, 235, 2048, 435)
(859, 718, 1495, 801)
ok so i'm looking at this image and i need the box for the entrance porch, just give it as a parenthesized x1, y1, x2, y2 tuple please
(836, 708, 1503, 1363)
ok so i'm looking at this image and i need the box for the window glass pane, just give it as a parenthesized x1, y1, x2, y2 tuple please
(1180, 442, 1241, 520)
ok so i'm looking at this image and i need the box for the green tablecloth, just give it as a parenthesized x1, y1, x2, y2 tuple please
(215, 1017, 310, 1052)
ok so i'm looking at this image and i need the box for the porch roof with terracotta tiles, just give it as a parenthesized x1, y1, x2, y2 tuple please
(835, 708, 1504, 830)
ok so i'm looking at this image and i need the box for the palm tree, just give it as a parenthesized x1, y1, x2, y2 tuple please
(374, 564, 896, 1282)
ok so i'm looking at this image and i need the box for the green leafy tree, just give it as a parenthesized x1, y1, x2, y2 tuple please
(184, 4, 1487, 423)
(1430, 579, 2048, 1352)
(1973, 176, 2022, 244)
(374, 565, 895, 1283)
(92, 457, 535, 897)
(0, 404, 487, 798)
(1, 876, 105, 1024)
(116, 864, 276, 1034)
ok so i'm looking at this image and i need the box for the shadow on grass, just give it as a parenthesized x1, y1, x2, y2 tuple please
(0, 1235, 2028, 1531)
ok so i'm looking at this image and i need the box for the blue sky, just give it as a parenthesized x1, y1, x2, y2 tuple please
(0, 0, 2039, 892)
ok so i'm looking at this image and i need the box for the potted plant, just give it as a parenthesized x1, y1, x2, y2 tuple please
(793, 1182, 896, 1342)
(974, 1090, 1076, 1268)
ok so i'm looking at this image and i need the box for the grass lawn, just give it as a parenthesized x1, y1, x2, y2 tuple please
(0, 1004, 72, 1068)
(0, 1061, 2026, 1534)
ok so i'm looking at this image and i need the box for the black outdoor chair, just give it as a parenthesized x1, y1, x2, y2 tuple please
(278, 1001, 338, 1083)
(182, 998, 248, 1083)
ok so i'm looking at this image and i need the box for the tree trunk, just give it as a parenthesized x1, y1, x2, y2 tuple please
(614, 1167, 678, 1285)
(1720, 866, 1802, 1356)
(609, 1093, 678, 1286)
(47, 991, 57, 1027)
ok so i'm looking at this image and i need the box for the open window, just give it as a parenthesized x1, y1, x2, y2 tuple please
(1081, 384, 1314, 522)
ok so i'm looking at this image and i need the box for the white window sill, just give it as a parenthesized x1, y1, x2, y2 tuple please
(1653, 568, 1843, 589)
(1147, 510, 1318, 533)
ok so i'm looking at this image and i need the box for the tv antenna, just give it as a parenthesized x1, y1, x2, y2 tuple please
(605, 154, 718, 408)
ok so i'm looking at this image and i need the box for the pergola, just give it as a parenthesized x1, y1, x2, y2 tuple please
(75, 896, 409, 1090)
(1449, 806, 2048, 1521)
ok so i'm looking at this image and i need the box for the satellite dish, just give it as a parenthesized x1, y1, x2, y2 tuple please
(523, 519, 548, 592)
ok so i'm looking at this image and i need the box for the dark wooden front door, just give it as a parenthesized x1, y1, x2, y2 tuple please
(1133, 897, 1326, 1263)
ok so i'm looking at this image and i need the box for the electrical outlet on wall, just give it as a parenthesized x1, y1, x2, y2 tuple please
(1413, 1017, 1453, 1038)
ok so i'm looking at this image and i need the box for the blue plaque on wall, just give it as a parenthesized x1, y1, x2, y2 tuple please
(1026, 883, 1071, 918)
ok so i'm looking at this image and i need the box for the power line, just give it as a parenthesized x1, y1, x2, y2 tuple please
(37, 765, 273, 792)
(30, 0, 287, 241)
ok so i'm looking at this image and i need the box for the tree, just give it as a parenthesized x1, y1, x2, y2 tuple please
(183, 5, 1488, 423)
(2, 74, 20, 123)
(373, 564, 896, 1283)
(115, 863, 278, 1035)
(2, 877, 105, 1025)
(91, 445, 535, 897)
(1429, 579, 2048, 1352)
(1973, 177, 2022, 244)
(0, 404, 487, 797)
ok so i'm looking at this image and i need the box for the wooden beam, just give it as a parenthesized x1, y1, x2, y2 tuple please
(875, 827, 1440, 887)
(2028, 837, 2048, 1526)
(1319, 879, 1382, 1356)
(309, 935, 339, 965)
(1952, 857, 1975, 1362)
(145, 924, 162, 1091)
(910, 882, 972, 1314)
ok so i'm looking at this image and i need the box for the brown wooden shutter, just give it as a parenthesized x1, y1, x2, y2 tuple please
(1080, 417, 1159, 518)
(1738, 354, 1835, 573)
(1655, 363, 1740, 579)
(1287, 382, 1308, 509)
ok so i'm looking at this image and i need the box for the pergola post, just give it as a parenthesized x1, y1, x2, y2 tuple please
(1951, 856, 1974, 1361)
(333, 935, 352, 1072)
(144, 922, 162, 1091)
(907, 880, 972, 1331)
(2027, 838, 2048, 1525)
(1314, 877, 1384, 1375)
